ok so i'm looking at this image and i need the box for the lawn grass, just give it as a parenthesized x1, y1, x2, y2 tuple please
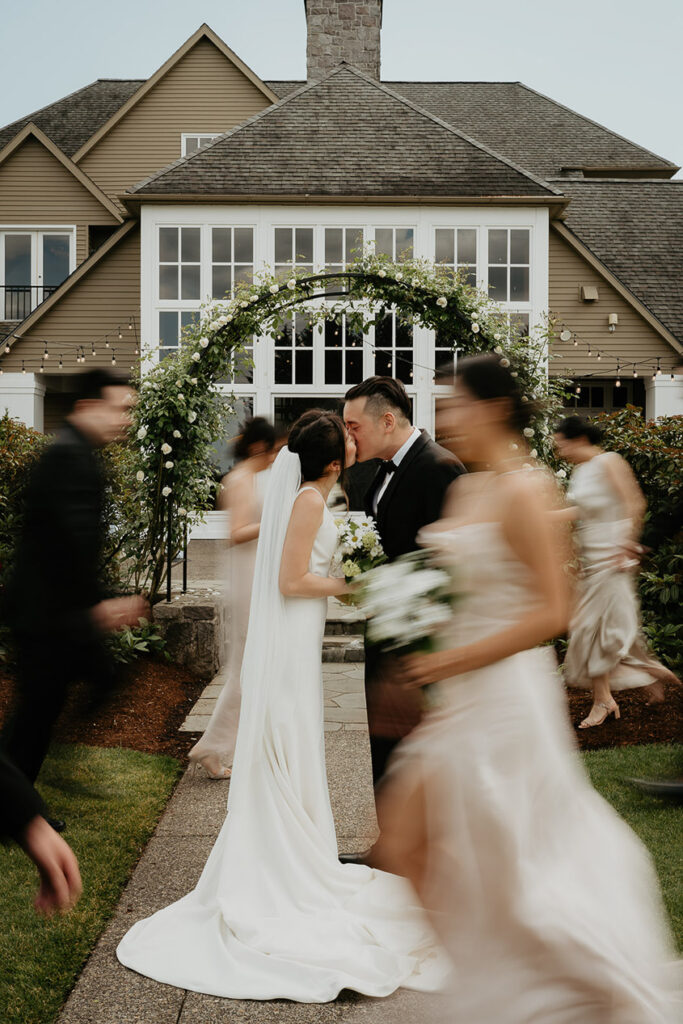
(0, 744, 180, 1024)
(583, 743, 682, 950)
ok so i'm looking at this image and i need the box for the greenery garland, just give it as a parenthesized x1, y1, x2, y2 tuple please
(125, 249, 568, 599)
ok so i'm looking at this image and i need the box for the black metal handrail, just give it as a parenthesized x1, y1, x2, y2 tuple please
(1, 284, 59, 320)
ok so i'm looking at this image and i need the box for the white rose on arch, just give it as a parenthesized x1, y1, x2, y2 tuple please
(173, 430, 181, 438)
(523, 427, 535, 438)
(471, 322, 480, 333)
(162, 486, 172, 497)
(165, 460, 174, 469)
(136, 426, 147, 440)
(161, 442, 172, 455)
(269, 284, 279, 294)
(436, 296, 447, 308)
(192, 352, 201, 362)
(188, 410, 197, 423)
(287, 279, 296, 290)
(500, 357, 511, 367)
(136, 470, 144, 482)
(199, 337, 209, 348)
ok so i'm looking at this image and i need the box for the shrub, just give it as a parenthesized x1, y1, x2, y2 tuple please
(594, 407, 683, 670)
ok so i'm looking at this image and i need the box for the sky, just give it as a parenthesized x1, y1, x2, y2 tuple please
(2, 0, 682, 175)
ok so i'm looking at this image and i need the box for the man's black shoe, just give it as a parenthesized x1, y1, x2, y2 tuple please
(46, 817, 66, 833)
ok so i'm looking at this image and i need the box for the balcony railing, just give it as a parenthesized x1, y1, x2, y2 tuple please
(2, 284, 59, 321)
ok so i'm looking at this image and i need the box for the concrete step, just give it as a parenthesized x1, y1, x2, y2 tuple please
(322, 635, 365, 663)
(324, 616, 365, 636)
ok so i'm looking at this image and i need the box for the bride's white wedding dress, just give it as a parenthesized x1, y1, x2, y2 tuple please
(117, 449, 446, 1002)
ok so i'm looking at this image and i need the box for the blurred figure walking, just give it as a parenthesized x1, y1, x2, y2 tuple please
(554, 416, 680, 728)
(1, 369, 147, 825)
(188, 417, 276, 779)
(374, 356, 677, 1023)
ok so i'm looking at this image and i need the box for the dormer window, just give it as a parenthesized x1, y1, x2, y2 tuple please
(181, 133, 220, 157)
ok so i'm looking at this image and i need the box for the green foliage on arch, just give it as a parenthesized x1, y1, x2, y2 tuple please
(125, 250, 567, 598)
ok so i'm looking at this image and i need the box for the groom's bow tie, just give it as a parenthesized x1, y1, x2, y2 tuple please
(376, 459, 397, 483)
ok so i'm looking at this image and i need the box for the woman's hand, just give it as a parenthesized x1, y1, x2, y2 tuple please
(399, 647, 474, 688)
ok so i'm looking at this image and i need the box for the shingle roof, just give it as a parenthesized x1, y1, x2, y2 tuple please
(130, 66, 558, 199)
(557, 180, 683, 342)
(0, 80, 144, 158)
(267, 80, 679, 180)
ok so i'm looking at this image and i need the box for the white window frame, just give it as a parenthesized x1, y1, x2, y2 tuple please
(180, 133, 221, 157)
(0, 225, 76, 319)
(141, 205, 549, 435)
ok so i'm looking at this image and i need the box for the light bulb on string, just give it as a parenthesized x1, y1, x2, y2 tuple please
(575, 384, 581, 396)
(573, 335, 578, 347)
(59, 354, 63, 370)
(587, 346, 592, 357)
(43, 343, 49, 360)
(672, 372, 676, 381)
(21, 360, 26, 375)
(633, 367, 637, 378)
(596, 351, 601, 361)
(105, 335, 109, 348)
(4, 343, 10, 354)
(118, 326, 122, 340)
(111, 349, 116, 366)
(656, 359, 661, 376)
(128, 318, 134, 330)
(39, 360, 44, 374)
(91, 341, 96, 357)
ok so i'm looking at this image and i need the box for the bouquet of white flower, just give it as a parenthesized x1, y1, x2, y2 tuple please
(358, 549, 454, 654)
(331, 516, 387, 583)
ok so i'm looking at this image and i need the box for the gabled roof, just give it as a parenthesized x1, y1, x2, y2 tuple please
(128, 65, 561, 202)
(0, 123, 123, 222)
(553, 179, 683, 349)
(71, 24, 278, 162)
(267, 80, 679, 181)
(0, 80, 144, 158)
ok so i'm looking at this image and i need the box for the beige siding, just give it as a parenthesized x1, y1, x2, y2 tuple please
(79, 39, 270, 205)
(548, 229, 675, 377)
(0, 137, 118, 264)
(2, 226, 140, 373)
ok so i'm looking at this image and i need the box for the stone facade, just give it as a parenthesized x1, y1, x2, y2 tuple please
(152, 590, 224, 679)
(305, 0, 382, 81)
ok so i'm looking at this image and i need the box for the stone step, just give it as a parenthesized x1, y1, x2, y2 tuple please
(324, 616, 365, 636)
(322, 635, 365, 663)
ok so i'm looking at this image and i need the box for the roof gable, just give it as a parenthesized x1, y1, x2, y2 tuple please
(129, 65, 561, 201)
(72, 24, 278, 163)
(0, 123, 123, 222)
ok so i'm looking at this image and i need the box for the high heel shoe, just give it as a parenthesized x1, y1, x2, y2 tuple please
(579, 701, 620, 729)
(188, 753, 231, 780)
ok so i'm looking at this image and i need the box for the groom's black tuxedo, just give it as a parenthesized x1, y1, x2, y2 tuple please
(363, 430, 463, 783)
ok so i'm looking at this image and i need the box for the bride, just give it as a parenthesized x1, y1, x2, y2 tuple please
(117, 408, 446, 1002)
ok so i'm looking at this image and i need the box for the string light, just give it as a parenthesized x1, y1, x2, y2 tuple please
(21, 360, 26, 375)
(59, 354, 63, 370)
(91, 341, 97, 357)
(4, 343, 9, 354)
(43, 343, 49, 360)
(596, 351, 601, 361)
(118, 326, 123, 340)
(615, 363, 621, 388)
(633, 367, 638, 378)
(111, 349, 116, 366)
(656, 358, 661, 376)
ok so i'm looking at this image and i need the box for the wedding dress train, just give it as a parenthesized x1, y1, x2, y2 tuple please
(117, 449, 446, 1002)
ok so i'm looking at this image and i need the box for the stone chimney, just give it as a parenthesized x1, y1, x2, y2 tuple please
(304, 0, 383, 81)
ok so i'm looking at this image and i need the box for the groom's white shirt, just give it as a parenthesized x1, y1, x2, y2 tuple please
(373, 426, 420, 515)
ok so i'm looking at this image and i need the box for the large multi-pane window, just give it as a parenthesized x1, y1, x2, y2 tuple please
(211, 227, 254, 299)
(274, 313, 314, 385)
(488, 228, 530, 303)
(323, 317, 364, 385)
(158, 227, 200, 300)
(374, 312, 413, 384)
(324, 227, 363, 294)
(435, 228, 477, 287)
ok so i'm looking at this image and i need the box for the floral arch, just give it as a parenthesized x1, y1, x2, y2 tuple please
(127, 250, 563, 599)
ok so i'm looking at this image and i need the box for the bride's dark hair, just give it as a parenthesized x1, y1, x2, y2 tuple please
(455, 354, 535, 432)
(288, 409, 347, 481)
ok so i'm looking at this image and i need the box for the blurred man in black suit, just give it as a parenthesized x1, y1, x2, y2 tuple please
(344, 376, 464, 785)
(2, 369, 147, 824)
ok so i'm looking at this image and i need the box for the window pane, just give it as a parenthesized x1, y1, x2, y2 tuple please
(159, 227, 178, 262)
(295, 349, 313, 383)
(159, 264, 178, 299)
(375, 350, 393, 376)
(347, 322, 363, 349)
(181, 310, 199, 333)
(346, 228, 363, 262)
(325, 264, 343, 295)
(509, 313, 530, 338)
(510, 229, 529, 264)
(212, 265, 231, 299)
(395, 319, 413, 349)
(375, 228, 393, 258)
(510, 266, 529, 302)
(435, 228, 454, 265)
(375, 313, 392, 347)
(274, 349, 291, 384)
(181, 264, 200, 299)
(295, 229, 313, 263)
(181, 227, 200, 263)
(458, 229, 476, 265)
(42, 235, 70, 287)
(325, 349, 342, 383)
(184, 138, 199, 155)
(159, 311, 178, 349)
(488, 266, 507, 300)
(274, 228, 292, 264)
(325, 228, 343, 264)
(488, 229, 507, 264)
(592, 386, 604, 407)
(464, 268, 477, 288)
(295, 313, 313, 347)
(346, 350, 363, 383)
(212, 228, 231, 263)
(234, 228, 253, 263)
(325, 321, 342, 347)
(234, 264, 253, 286)
(396, 359, 412, 385)
(395, 228, 414, 261)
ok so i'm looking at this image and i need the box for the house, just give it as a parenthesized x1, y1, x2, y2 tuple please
(1, 2, 681, 441)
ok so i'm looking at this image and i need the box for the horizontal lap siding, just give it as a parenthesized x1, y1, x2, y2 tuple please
(79, 39, 270, 206)
(2, 227, 140, 373)
(548, 230, 675, 377)
(0, 138, 118, 264)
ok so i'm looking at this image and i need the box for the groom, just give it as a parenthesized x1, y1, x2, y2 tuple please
(343, 377, 463, 785)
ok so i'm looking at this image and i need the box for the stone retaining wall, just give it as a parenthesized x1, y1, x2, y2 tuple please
(152, 591, 224, 678)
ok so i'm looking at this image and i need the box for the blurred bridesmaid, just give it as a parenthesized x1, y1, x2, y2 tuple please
(372, 356, 676, 1024)
(554, 416, 679, 729)
(188, 417, 275, 778)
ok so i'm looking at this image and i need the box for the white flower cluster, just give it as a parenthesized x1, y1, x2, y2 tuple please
(359, 551, 453, 652)
(331, 517, 385, 579)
